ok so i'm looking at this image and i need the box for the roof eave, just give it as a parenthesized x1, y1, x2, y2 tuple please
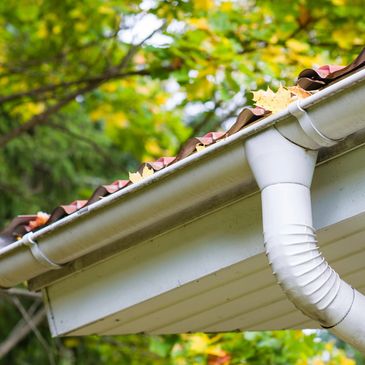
(1, 67, 365, 289)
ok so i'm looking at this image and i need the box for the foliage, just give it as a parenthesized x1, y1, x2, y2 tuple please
(0, 0, 364, 363)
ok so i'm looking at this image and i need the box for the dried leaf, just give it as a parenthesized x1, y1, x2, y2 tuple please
(28, 211, 50, 230)
(129, 165, 154, 184)
(253, 84, 310, 114)
(288, 85, 312, 99)
(195, 143, 206, 152)
(252, 85, 291, 113)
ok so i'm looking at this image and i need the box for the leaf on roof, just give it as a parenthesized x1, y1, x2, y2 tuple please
(252, 84, 311, 114)
(129, 165, 154, 184)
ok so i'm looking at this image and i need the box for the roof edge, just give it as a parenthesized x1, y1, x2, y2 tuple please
(1, 68, 365, 288)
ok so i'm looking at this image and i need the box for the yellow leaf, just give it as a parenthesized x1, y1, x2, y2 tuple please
(13, 101, 45, 119)
(195, 143, 206, 152)
(75, 22, 88, 33)
(186, 78, 214, 100)
(107, 112, 128, 127)
(294, 54, 321, 68)
(206, 345, 226, 357)
(198, 65, 216, 77)
(220, 2, 232, 12)
(145, 139, 163, 157)
(155, 94, 167, 105)
(261, 45, 287, 65)
(288, 85, 311, 99)
(293, 330, 304, 339)
(252, 84, 310, 114)
(189, 334, 209, 353)
(188, 17, 210, 30)
(332, 27, 363, 49)
(52, 24, 62, 34)
(270, 34, 279, 44)
(36, 22, 48, 39)
(339, 355, 356, 365)
(129, 165, 154, 184)
(195, 0, 214, 11)
(129, 171, 142, 183)
(286, 39, 310, 53)
(252, 85, 292, 114)
(98, 5, 114, 14)
(89, 104, 112, 121)
(69, 9, 83, 19)
(64, 338, 80, 348)
(102, 83, 118, 93)
(295, 360, 306, 365)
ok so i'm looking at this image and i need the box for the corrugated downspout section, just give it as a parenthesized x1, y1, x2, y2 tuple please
(245, 128, 365, 353)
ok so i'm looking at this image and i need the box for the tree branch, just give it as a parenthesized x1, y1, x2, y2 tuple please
(0, 25, 167, 149)
(0, 69, 152, 105)
(0, 28, 123, 79)
(10, 296, 55, 365)
(0, 83, 97, 148)
(0, 306, 46, 359)
(0, 73, 131, 148)
(1, 288, 42, 299)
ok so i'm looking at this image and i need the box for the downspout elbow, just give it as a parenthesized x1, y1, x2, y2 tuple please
(245, 127, 365, 353)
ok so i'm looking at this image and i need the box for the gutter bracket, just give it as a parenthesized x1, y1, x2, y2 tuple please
(23, 233, 61, 270)
(288, 101, 341, 147)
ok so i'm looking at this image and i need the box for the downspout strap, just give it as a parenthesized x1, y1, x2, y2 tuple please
(23, 233, 62, 270)
(288, 101, 342, 148)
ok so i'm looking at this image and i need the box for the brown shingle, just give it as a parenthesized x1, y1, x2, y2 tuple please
(297, 48, 365, 90)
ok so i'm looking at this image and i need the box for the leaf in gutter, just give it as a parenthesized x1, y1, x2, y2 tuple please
(195, 143, 206, 152)
(288, 85, 312, 99)
(28, 211, 50, 230)
(252, 84, 311, 114)
(252, 85, 292, 114)
(129, 165, 154, 184)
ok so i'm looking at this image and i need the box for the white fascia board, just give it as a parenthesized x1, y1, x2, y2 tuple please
(0, 68, 365, 289)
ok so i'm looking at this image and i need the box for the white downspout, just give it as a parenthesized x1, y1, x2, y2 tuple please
(245, 127, 365, 353)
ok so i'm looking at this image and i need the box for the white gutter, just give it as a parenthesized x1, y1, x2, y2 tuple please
(0, 68, 364, 326)
(0, 138, 256, 288)
(244, 68, 365, 352)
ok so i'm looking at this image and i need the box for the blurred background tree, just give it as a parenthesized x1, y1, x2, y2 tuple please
(0, 0, 364, 363)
